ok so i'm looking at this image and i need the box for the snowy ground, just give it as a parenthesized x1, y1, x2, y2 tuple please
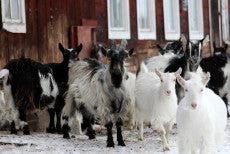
(0, 120, 230, 154)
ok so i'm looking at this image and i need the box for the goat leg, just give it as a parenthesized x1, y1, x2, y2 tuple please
(10, 121, 17, 135)
(47, 108, 56, 133)
(116, 117, 125, 146)
(19, 107, 30, 135)
(105, 121, 114, 147)
(62, 116, 70, 139)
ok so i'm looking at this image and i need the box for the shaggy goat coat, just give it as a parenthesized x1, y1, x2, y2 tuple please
(4, 57, 58, 134)
(64, 59, 129, 125)
(135, 63, 179, 151)
(177, 73, 227, 154)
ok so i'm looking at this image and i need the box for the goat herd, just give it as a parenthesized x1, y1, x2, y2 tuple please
(0, 36, 229, 153)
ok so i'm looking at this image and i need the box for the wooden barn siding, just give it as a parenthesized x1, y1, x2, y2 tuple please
(0, 0, 225, 69)
(0, 0, 88, 67)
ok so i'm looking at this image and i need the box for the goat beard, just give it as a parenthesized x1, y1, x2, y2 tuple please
(111, 72, 123, 88)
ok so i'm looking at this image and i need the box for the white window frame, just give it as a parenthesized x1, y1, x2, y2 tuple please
(107, 0, 130, 39)
(136, 0, 156, 40)
(188, 0, 204, 40)
(221, 0, 229, 42)
(163, 0, 180, 40)
(1, 0, 26, 33)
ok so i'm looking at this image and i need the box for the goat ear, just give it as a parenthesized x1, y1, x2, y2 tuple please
(175, 67, 182, 76)
(201, 35, 210, 47)
(224, 43, 228, 50)
(76, 43, 83, 53)
(213, 41, 216, 50)
(128, 48, 134, 56)
(181, 34, 187, 52)
(155, 69, 163, 82)
(58, 43, 65, 53)
(176, 75, 186, 88)
(101, 47, 108, 57)
(202, 72, 210, 86)
(156, 44, 165, 55)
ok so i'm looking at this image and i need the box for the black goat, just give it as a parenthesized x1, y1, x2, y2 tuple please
(46, 43, 83, 133)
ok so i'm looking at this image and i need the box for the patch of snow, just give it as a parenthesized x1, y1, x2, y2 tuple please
(0, 120, 230, 153)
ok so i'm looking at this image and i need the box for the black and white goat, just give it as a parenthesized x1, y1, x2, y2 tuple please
(200, 43, 230, 117)
(90, 43, 107, 62)
(62, 40, 134, 147)
(156, 34, 187, 55)
(4, 57, 58, 134)
(45, 43, 82, 133)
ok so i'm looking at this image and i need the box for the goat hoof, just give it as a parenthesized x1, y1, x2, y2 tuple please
(23, 125, 30, 135)
(163, 145, 170, 151)
(10, 129, 17, 135)
(46, 126, 56, 134)
(107, 141, 115, 148)
(89, 134, 96, 140)
(63, 134, 70, 139)
(138, 136, 144, 141)
(118, 141, 126, 146)
(56, 127, 62, 134)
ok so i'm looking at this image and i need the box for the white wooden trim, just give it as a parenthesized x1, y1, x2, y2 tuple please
(221, 0, 230, 42)
(1, 0, 26, 33)
(107, 0, 130, 39)
(163, 0, 181, 40)
(136, 0, 156, 40)
(188, 0, 204, 40)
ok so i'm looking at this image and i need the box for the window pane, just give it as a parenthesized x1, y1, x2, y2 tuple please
(222, 0, 229, 41)
(138, 0, 150, 29)
(190, 0, 199, 31)
(110, 0, 124, 28)
(164, 0, 175, 31)
(188, 0, 203, 39)
(5, 0, 11, 19)
(11, 0, 20, 20)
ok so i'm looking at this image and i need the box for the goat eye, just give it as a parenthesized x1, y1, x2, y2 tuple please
(200, 89, 204, 92)
(173, 79, 176, 82)
(185, 89, 188, 92)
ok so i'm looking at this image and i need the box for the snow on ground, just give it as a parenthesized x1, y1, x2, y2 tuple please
(0, 120, 230, 154)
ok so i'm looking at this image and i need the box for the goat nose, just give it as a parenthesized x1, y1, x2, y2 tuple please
(191, 102, 197, 109)
(166, 90, 171, 95)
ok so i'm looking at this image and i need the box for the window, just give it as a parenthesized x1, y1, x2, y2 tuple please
(163, 0, 180, 40)
(188, 0, 204, 40)
(1, 0, 26, 33)
(136, 0, 156, 40)
(107, 0, 130, 39)
(221, 0, 229, 42)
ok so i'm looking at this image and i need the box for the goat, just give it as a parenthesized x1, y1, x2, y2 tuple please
(90, 43, 107, 63)
(135, 63, 181, 151)
(4, 57, 58, 134)
(45, 43, 82, 133)
(200, 43, 230, 117)
(156, 34, 187, 55)
(62, 40, 134, 147)
(0, 69, 27, 133)
(176, 71, 227, 154)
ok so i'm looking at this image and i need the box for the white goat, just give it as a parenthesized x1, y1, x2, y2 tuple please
(123, 71, 136, 129)
(144, 52, 176, 72)
(135, 63, 181, 151)
(0, 69, 26, 132)
(176, 72, 227, 154)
